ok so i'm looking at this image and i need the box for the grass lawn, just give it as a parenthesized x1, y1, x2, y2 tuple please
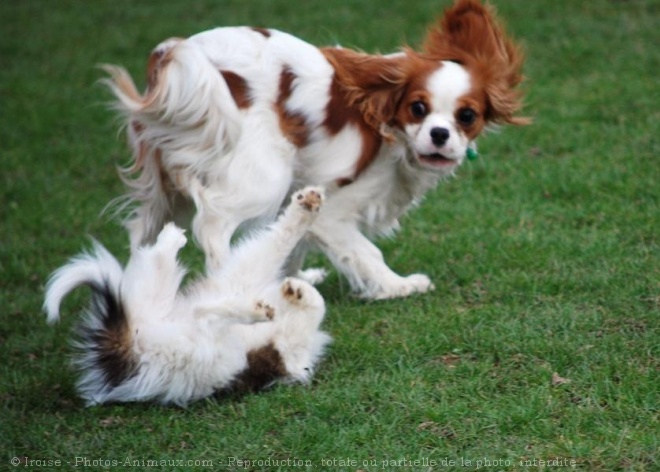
(1, 0, 658, 470)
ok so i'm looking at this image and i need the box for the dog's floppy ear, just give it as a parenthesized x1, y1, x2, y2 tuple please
(321, 48, 408, 139)
(423, 0, 530, 125)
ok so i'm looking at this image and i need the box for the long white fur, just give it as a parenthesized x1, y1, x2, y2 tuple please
(44, 241, 123, 324)
(106, 27, 474, 300)
(44, 187, 331, 406)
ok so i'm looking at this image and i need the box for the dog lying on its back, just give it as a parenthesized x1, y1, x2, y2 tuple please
(44, 187, 330, 406)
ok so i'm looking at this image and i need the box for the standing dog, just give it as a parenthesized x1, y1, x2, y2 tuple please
(104, 0, 528, 299)
(44, 188, 330, 406)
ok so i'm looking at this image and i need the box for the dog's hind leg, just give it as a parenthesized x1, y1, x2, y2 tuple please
(189, 179, 240, 273)
(189, 153, 296, 272)
(121, 223, 188, 318)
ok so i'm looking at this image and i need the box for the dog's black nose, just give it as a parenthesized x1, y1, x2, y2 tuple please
(430, 127, 450, 146)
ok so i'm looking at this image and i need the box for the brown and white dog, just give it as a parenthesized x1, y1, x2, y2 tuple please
(104, 0, 528, 299)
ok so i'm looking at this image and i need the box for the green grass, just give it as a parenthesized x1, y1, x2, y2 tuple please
(1, 0, 658, 470)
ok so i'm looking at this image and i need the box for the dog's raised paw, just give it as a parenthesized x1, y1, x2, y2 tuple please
(255, 301, 275, 320)
(281, 278, 305, 303)
(155, 223, 187, 251)
(294, 187, 324, 212)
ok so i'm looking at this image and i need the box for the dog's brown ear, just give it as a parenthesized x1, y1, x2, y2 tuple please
(423, 0, 530, 126)
(424, 0, 516, 64)
(321, 48, 408, 138)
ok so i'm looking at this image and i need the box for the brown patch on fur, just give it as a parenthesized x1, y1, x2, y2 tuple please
(321, 48, 408, 133)
(392, 55, 443, 129)
(82, 285, 137, 388)
(275, 68, 310, 147)
(226, 343, 287, 394)
(220, 70, 253, 109)
(455, 92, 488, 140)
(421, 0, 530, 126)
(251, 27, 271, 38)
(146, 38, 182, 92)
(146, 50, 164, 91)
(320, 48, 409, 177)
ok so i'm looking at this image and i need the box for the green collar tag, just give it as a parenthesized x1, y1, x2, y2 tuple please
(466, 147, 479, 161)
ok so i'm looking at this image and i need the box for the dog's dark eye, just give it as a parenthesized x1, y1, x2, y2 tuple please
(410, 101, 428, 118)
(457, 107, 477, 126)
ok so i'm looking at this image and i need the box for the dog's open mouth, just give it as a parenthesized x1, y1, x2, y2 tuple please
(418, 153, 457, 167)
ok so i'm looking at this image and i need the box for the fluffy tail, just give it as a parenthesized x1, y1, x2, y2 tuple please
(101, 38, 243, 164)
(44, 243, 137, 405)
(101, 38, 244, 245)
(44, 242, 123, 324)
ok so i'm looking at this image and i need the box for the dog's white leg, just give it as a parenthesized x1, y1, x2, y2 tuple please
(188, 174, 264, 271)
(310, 220, 434, 300)
(189, 138, 297, 271)
(271, 277, 329, 383)
(223, 187, 325, 288)
(193, 298, 275, 324)
(192, 208, 239, 272)
(125, 200, 168, 251)
(121, 223, 188, 317)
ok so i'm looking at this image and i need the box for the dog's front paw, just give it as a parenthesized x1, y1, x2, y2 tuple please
(280, 277, 324, 310)
(293, 186, 324, 213)
(155, 223, 187, 251)
(369, 273, 435, 300)
(255, 300, 275, 321)
(296, 268, 328, 286)
(405, 273, 435, 294)
(281, 278, 304, 304)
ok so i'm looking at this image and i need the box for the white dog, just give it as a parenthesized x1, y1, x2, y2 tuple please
(104, 0, 527, 299)
(44, 187, 330, 406)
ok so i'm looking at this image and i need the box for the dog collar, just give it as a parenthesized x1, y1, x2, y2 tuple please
(466, 147, 478, 161)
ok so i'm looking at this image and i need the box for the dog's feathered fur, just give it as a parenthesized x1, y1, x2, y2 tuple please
(103, 0, 527, 300)
(44, 187, 331, 406)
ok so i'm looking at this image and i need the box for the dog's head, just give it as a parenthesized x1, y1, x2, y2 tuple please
(390, 0, 529, 171)
(321, 0, 528, 176)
